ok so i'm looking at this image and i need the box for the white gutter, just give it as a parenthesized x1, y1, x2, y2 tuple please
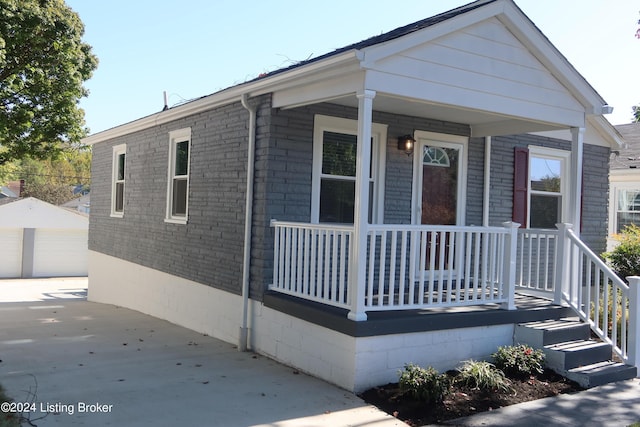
(239, 94, 257, 352)
(483, 136, 491, 227)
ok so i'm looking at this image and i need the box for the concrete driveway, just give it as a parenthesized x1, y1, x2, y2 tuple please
(0, 278, 405, 427)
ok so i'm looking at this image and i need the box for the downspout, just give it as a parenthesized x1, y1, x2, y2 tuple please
(239, 94, 256, 352)
(483, 136, 491, 227)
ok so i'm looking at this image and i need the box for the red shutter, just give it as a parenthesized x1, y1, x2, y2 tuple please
(513, 147, 529, 228)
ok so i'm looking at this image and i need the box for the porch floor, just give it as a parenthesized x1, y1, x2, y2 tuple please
(263, 292, 575, 338)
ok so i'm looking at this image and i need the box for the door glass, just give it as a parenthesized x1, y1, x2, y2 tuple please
(420, 145, 461, 271)
(421, 146, 459, 226)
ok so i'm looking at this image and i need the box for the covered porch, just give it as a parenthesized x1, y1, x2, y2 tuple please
(258, 0, 636, 368)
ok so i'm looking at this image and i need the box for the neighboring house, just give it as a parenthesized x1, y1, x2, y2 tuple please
(0, 186, 18, 199)
(608, 123, 640, 250)
(83, 0, 634, 392)
(0, 197, 88, 278)
(62, 193, 91, 214)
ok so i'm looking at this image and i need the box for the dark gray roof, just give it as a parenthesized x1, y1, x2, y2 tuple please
(249, 0, 498, 82)
(612, 123, 640, 170)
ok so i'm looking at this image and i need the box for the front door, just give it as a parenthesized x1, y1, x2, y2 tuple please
(413, 133, 467, 273)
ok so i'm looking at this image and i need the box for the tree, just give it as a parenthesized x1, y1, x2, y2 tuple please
(0, 148, 91, 205)
(633, 105, 640, 123)
(0, 0, 98, 165)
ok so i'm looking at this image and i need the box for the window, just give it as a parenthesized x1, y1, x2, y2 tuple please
(111, 144, 126, 217)
(614, 188, 640, 233)
(166, 128, 191, 223)
(513, 146, 570, 228)
(311, 115, 387, 224)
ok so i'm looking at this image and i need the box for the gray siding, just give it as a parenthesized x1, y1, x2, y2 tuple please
(91, 96, 610, 300)
(488, 134, 609, 255)
(90, 100, 254, 295)
(250, 103, 471, 294)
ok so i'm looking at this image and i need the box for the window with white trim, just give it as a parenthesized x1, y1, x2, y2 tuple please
(528, 147, 570, 229)
(311, 115, 387, 224)
(166, 128, 191, 223)
(614, 187, 640, 234)
(111, 144, 126, 217)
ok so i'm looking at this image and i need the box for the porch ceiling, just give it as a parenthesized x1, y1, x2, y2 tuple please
(297, 92, 569, 138)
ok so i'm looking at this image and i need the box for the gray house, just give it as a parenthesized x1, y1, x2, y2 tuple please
(84, 0, 636, 392)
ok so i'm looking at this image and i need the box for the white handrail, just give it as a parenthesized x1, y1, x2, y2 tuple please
(560, 224, 634, 364)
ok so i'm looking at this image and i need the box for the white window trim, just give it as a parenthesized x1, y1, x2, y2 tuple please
(110, 144, 126, 218)
(411, 131, 468, 226)
(610, 182, 640, 236)
(311, 114, 387, 224)
(527, 146, 571, 229)
(165, 127, 192, 224)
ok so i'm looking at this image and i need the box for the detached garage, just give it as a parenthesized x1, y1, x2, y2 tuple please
(0, 198, 88, 278)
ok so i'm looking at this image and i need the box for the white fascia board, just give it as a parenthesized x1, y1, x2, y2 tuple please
(360, 1, 506, 67)
(82, 51, 362, 146)
(586, 115, 625, 148)
(527, 116, 623, 149)
(497, 3, 607, 114)
(272, 71, 365, 109)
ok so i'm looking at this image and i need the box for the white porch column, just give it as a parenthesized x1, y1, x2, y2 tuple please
(626, 276, 640, 368)
(570, 127, 585, 235)
(348, 89, 376, 321)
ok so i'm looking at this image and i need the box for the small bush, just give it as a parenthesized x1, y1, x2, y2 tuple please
(602, 224, 640, 281)
(454, 360, 511, 392)
(492, 344, 545, 377)
(398, 364, 449, 403)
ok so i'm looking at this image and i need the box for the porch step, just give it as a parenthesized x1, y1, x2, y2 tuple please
(515, 318, 589, 347)
(515, 317, 637, 389)
(543, 339, 612, 371)
(566, 361, 638, 389)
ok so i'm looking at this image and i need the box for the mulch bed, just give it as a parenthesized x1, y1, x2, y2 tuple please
(359, 369, 583, 426)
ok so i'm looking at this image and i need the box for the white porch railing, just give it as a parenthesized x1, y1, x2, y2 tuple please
(270, 221, 518, 312)
(363, 223, 518, 311)
(556, 223, 640, 366)
(271, 221, 353, 310)
(515, 228, 558, 296)
(270, 220, 640, 371)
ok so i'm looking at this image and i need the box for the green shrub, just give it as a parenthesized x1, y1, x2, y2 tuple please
(454, 360, 511, 392)
(492, 344, 545, 377)
(398, 364, 449, 403)
(602, 224, 640, 281)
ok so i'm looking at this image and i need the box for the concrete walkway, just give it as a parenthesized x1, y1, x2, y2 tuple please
(2, 278, 639, 426)
(0, 278, 405, 426)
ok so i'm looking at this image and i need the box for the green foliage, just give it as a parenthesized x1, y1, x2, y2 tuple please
(454, 360, 511, 392)
(591, 286, 628, 349)
(0, 0, 98, 165)
(0, 148, 91, 205)
(492, 344, 545, 377)
(602, 224, 640, 281)
(398, 364, 450, 403)
(633, 105, 640, 123)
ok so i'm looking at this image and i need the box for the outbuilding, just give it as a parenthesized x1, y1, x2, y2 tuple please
(0, 198, 88, 278)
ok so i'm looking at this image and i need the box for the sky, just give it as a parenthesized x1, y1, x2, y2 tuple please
(65, 0, 640, 135)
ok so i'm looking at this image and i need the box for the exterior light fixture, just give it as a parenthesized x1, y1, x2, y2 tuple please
(397, 135, 415, 156)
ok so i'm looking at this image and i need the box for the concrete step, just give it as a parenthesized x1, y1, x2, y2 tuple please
(566, 361, 638, 388)
(544, 339, 612, 371)
(515, 318, 590, 347)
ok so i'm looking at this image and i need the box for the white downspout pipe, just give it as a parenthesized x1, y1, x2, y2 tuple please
(483, 136, 492, 227)
(239, 94, 256, 351)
